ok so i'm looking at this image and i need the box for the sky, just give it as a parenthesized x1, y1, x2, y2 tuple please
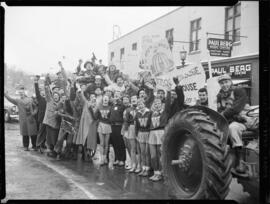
(3, 4, 178, 75)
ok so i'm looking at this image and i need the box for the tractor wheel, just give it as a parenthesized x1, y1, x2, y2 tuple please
(162, 108, 233, 199)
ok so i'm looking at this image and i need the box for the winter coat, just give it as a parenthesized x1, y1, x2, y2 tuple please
(5, 94, 37, 136)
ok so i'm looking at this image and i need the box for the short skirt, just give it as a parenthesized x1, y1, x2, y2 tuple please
(126, 125, 136, 140)
(121, 124, 126, 136)
(97, 122, 112, 135)
(148, 129, 164, 145)
(137, 131, 150, 144)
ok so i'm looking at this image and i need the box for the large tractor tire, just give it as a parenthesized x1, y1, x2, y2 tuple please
(162, 106, 233, 199)
(4, 110, 11, 123)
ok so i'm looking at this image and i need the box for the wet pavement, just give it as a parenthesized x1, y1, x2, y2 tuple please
(3, 122, 259, 202)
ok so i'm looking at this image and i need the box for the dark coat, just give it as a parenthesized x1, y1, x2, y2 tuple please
(34, 82, 47, 123)
(168, 85, 185, 120)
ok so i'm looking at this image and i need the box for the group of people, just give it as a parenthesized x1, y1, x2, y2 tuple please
(4, 56, 254, 181)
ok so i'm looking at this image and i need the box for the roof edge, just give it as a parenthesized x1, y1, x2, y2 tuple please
(108, 6, 183, 45)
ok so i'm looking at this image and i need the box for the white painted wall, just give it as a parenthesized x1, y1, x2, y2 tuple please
(108, 2, 259, 79)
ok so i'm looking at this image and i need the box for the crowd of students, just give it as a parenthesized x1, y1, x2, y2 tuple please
(4, 56, 254, 180)
(5, 58, 186, 182)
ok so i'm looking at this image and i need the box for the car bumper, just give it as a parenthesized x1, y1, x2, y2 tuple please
(10, 115, 19, 120)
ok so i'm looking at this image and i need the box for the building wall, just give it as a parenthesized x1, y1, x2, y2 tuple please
(108, 2, 259, 105)
(108, 2, 258, 76)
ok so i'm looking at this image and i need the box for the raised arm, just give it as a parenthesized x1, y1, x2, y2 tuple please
(34, 76, 41, 101)
(44, 85, 52, 102)
(103, 73, 114, 86)
(4, 92, 18, 106)
(175, 85, 185, 107)
(165, 90, 171, 113)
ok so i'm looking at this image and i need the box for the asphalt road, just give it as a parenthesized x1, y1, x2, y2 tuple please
(3, 122, 258, 202)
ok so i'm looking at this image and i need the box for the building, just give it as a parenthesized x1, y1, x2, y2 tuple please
(108, 2, 259, 105)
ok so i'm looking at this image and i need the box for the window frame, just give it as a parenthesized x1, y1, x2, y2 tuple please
(110, 52, 114, 61)
(225, 2, 241, 42)
(132, 43, 137, 51)
(189, 18, 201, 52)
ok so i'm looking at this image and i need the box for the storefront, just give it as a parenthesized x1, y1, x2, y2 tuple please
(201, 53, 259, 105)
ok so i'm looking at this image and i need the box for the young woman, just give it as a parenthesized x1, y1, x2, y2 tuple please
(74, 83, 97, 161)
(95, 95, 112, 165)
(148, 87, 171, 181)
(121, 95, 131, 169)
(125, 95, 140, 173)
(135, 99, 152, 177)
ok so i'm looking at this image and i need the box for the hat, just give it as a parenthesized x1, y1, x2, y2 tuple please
(218, 74, 231, 83)
(95, 75, 102, 79)
(84, 61, 93, 68)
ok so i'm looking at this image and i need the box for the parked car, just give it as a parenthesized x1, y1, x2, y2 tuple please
(4, 98, 19, 122)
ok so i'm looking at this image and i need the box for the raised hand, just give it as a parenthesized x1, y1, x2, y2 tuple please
(79, 59, 83, 64)
(173, 77, 179, 85)
(58, 61, 63, 68)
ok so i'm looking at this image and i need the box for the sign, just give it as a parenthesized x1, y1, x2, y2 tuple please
(155, 63, 206, 106)
(210, 63, 252, 79)
(141, 36, 175, 76)
(207, 38, 233, 57)
(206, 76, 221, 111)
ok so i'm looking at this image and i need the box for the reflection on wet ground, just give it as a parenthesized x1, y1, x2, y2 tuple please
(4, 123, 258, 202)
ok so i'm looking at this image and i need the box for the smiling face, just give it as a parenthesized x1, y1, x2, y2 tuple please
(171, 90, 177, 102)
(122, 96, 130, 107)
(131, 95, 137, 107)
(114, 91, 121, 101)
(154, 98, 162, 111)
(157, 90, 165, 101)
(86, 62, 93, 71)
(138, 90, 146, 99)
(137, 99, 145, 111)
(219, 79, 232, 92)
(116, 77, 124, 87)
(18, 90, 25, 98)
(198, 91, 208, 103)
(102, 95, 109, 106)
(53, 92, 60, 102)
(95, 88, 102, 96)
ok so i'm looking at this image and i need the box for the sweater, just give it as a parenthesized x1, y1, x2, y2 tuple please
(95, 105, 111, 124)
(109, 100, 125, 125)
(135, 108, 152, 134)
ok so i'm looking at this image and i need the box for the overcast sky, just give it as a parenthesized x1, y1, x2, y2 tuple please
(3, 4, 178, 74)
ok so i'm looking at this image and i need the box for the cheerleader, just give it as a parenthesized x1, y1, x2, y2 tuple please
(148, 86, 171, 181)
(95, 95, 112, 165)
(125, 95, 139, 173)
(135, 98, 152, 176)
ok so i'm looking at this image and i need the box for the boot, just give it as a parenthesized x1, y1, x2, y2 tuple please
(234, 147, 246, 174)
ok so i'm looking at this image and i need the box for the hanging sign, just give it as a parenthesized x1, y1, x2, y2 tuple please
(207, 38, 233, 57)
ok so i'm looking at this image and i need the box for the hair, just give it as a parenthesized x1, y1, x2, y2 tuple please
(84, 61, 93, 68)
(115, 75, 124, 83)
(122, 94, 130, 100)
(198, 87, 208, 94)
(137, 88, 145, 97)
(157, 89, 165, 94)
(137, 98, 145, 105)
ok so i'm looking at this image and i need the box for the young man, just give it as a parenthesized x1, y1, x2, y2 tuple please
(5, 86, 38, 151)
(34, 76, 47, 152)
(196, 87, 208, 107)
(216, 74, 248, 174)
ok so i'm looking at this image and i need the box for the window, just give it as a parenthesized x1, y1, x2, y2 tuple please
(165, 28, 174, 50)
(120, 48, 125, 60)
(189, 18, 201, 52)
(132, 43, 137, 51)
(110, 52, 114, 61)
(225, 3, 241, 42)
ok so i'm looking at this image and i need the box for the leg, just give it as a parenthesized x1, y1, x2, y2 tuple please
(98, 133, 105, 164)
(156, 144, 162, 171)
(104, 134, 110, 164)
(54, 128, 66, 154)
(111, 126, 119, 164)
(135, 140, 141, 172)
(129, 138, 137, 171)
(22, 135, 29, 150)
(30, 135, 37, 149)
(119, 133, 126, 163)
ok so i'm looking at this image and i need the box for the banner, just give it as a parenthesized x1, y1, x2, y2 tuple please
(155, 63, 206, 105)
(141, 36, 175, 76)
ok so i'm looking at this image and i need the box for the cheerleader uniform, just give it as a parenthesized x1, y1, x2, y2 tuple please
(125, 106, 137, 140)
(96, 105, 112, 134)
(135, 108, 152, 143)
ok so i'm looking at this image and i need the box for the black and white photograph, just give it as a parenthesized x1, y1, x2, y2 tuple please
(2, 1, 263, 202)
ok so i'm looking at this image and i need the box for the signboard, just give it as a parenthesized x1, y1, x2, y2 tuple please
(141, 36, 175, 76)
(206, 76, 221, 111)
(210, 63, 252, 79)
(207, 38, 233, 57)
(155, 63, 206, 105)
